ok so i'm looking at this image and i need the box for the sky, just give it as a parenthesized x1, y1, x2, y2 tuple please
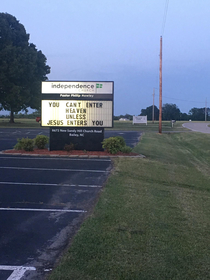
(1, 0, 210, 115)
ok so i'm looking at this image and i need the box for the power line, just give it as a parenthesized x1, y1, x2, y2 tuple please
(151, 93, 206, 104)
(163, 95, 206, 104)
(154, 94, 206, 104)
(161, 0, 170, 36)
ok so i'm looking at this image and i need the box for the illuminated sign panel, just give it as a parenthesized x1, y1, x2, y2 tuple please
(41, 81, 113, 128)
(41, 100, 112, 127)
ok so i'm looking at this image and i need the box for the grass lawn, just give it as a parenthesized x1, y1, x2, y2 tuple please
(48, 132, 210, 280)
(110, 120, 188, 131)
(0, 118, 42, 128)
(0, 118, 189, 131)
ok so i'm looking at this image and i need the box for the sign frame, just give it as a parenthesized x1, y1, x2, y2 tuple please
(41, 81, 114, 128)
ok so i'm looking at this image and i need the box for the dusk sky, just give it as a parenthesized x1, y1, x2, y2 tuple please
(1, 0, 210, 115)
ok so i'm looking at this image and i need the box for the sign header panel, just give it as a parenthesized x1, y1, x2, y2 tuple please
(42, 81, 113, 94)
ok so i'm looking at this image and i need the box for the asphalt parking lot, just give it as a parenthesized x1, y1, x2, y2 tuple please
(0, 129, 49, 151)
(0, 128, 141, 280)
(0, 128, 141, 151)
(0, 155, 112, 280)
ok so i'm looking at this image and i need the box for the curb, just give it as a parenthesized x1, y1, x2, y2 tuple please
(0, 151, 145, 159)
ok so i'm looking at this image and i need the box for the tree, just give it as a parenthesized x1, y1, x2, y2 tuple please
(162, 103, 181, 121)
(188, 107, 210, 121)
(0, 13, 50, 122)
(140, 105, 159, 121)
(180, 112, 189, 121)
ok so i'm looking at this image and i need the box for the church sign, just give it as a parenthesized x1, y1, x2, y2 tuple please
(41, 81, 114, 151)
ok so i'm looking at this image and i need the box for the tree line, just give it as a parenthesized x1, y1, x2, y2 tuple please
(115, 103, 210, 121)
(141, 104, 210, 121)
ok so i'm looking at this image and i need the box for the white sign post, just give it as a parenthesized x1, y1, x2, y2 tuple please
(133, 115, 147, 125)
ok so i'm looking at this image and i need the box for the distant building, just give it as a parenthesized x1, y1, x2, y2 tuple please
(119, 118, 130, 121)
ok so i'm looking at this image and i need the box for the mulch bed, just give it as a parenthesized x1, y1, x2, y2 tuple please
(3, 149, 139, 157)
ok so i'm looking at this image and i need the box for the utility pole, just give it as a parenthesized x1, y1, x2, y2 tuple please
(152, 88, 155, 123)
(159, 36, 162, 133)
(205, 98, 207, 121)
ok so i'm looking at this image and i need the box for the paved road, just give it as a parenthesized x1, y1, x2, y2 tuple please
(182, 122, 210, 133)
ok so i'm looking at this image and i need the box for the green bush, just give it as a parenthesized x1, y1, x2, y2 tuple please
(14, 138, 34, 151)
(14, 138, 24, 150)
(34, 135, 49, 149)
(64, 143, 75, 152)
(102, 136, 126, 154)
(102, 136, 133, 154)
(120, 145, 132, 153)
(115, 136, 126, 147)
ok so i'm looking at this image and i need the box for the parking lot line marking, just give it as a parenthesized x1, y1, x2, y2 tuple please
(67, 184, 102, 188)
(0, 182, 102, 188)
(0, 166, 107, 173)
(0, 207, 87, 213)
(0, 156, 111, 162)
(0, 265, 36, 280)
